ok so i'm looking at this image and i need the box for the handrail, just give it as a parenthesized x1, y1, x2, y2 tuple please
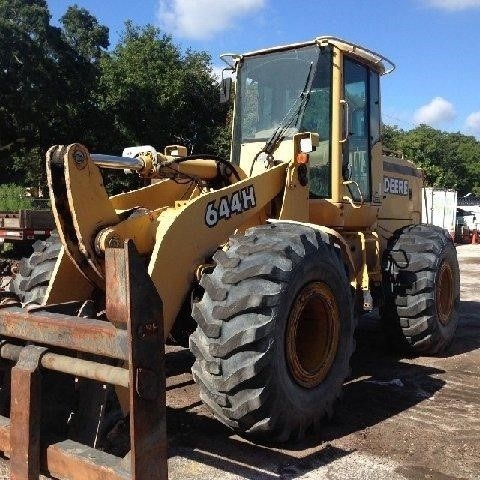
(316, 36, 396, 75)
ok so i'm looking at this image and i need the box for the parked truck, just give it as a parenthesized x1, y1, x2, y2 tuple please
(0, 209, 54, 252)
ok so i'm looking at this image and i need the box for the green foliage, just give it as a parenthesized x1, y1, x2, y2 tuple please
(0, 0, 52, 178)
(60, 5, 109, 61)
(211, 107, 233, 160)
(0, 184, 34, 210)
(95, 23, 228, 192)
(0, 0, 110, 185)
(97, 23, 227, 155)
(382, 124, 480, 196)
(0, 1, 227, 193)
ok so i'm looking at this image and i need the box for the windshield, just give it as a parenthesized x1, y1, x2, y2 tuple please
(233, 44, 333, 198)
(237, 45, 330, 142)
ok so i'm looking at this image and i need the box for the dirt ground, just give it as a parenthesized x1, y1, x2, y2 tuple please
(0, 243, 479, 479)
(164, 243, 480, 480)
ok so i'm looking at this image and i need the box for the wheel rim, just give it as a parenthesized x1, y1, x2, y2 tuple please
(286, 282, 341, 388)
(436, 261, 454, 326)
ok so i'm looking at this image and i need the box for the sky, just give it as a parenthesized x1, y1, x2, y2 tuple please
(47, 0, 480, 137)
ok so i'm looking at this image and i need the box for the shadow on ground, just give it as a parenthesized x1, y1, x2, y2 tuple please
(164, 312, 450, 479)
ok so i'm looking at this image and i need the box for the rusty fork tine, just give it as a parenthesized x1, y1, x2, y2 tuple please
(106, 240, 167, 480)
(10, 345, 47, 480)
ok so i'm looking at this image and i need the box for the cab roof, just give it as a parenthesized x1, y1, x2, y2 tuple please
(221, 36, 395, 76)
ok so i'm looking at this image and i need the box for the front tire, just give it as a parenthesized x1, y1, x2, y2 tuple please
(190, 223, 354, 442)
(382, 224, 460, 355)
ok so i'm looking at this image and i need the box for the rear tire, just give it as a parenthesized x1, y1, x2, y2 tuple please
(190, 222, 354, 442)
(382, 224, 460, 355)
(9, 232, 61, 305)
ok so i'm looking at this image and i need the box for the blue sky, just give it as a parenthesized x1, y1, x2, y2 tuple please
(47, 0, 480, 137)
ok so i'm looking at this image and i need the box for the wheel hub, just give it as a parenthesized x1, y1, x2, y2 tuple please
(285, 282, 340, 388)
(436, 261, 454, 326)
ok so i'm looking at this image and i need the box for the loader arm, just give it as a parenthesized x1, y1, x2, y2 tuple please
(47, 144, 119, 289)
(147, 162, 286, 336)
(46, 144, 287, 337)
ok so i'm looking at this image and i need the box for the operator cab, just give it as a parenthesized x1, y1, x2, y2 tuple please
(223, 37, 396, 230)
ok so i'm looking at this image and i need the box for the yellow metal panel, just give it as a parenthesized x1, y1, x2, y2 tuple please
(44, 247, 94, 305)
(309, 200, 379, 230)
(279, 163, 309, 221)
(63, 146, 119, 247)
(370, 142, 383, 206)
(330, 46, 343, 204)
(149, 163, 287, 336)
(378, 154, 423, 241)
(96, 210, 165, 256)
(111, 179, 194, 212)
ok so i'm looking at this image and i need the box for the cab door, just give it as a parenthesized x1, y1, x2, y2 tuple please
(343, 57, 382, 198)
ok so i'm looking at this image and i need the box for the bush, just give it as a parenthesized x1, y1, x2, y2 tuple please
(0, 184, 34, 211)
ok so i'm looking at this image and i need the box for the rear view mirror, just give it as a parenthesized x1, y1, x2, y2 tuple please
(220, 77, 232, 104)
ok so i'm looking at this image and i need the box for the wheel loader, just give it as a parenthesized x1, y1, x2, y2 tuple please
(0, 36, 459, 479)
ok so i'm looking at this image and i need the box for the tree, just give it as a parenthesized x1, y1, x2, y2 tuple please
(381, 124, 403, 153)
(97, 23, 227, 155)
(0, 0, 109, 186)
(0, 5, 229, 193)
(60, 5, 108, 62)
(382, 123, 480, 196)
(0, 0, 54, 181)
(54, 5, 110, 150)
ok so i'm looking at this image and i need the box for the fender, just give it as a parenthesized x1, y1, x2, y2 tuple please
(267, 219, 356, 284)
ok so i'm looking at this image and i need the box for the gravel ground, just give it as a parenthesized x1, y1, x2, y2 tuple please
(0, 243, 479, 479)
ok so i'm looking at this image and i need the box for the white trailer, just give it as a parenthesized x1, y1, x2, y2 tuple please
(422, 188, 457, 239)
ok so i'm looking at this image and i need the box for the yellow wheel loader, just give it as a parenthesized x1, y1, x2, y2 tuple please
(0, 36, 459, 479)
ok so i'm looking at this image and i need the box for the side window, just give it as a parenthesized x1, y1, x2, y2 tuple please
(343, 58, 370, 202)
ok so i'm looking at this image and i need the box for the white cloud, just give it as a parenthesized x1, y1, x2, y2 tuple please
(424, 0, 480, 11)
(465, 111, 480, 136)
(157, 0, 266, 40)
(413, 97, 456, 127)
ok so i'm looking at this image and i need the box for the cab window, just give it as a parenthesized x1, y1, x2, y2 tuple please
(343, 57, 371, 202)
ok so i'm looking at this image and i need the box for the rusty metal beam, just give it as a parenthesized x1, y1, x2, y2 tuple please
(10, 345, 47, 480)
(42, 353, 129, 388)
(0, 308, 128, 360)
(1, 342, 129, 387)
(107, 241, 167, 480)
(45, 440, 130, 480)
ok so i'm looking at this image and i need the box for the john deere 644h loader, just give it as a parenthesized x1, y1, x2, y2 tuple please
(0, 36, 459, 479)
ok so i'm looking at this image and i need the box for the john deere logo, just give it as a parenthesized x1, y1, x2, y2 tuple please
(384, 176, 409, 196)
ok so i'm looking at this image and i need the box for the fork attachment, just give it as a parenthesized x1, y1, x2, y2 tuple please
(0, 240, 167, 480)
